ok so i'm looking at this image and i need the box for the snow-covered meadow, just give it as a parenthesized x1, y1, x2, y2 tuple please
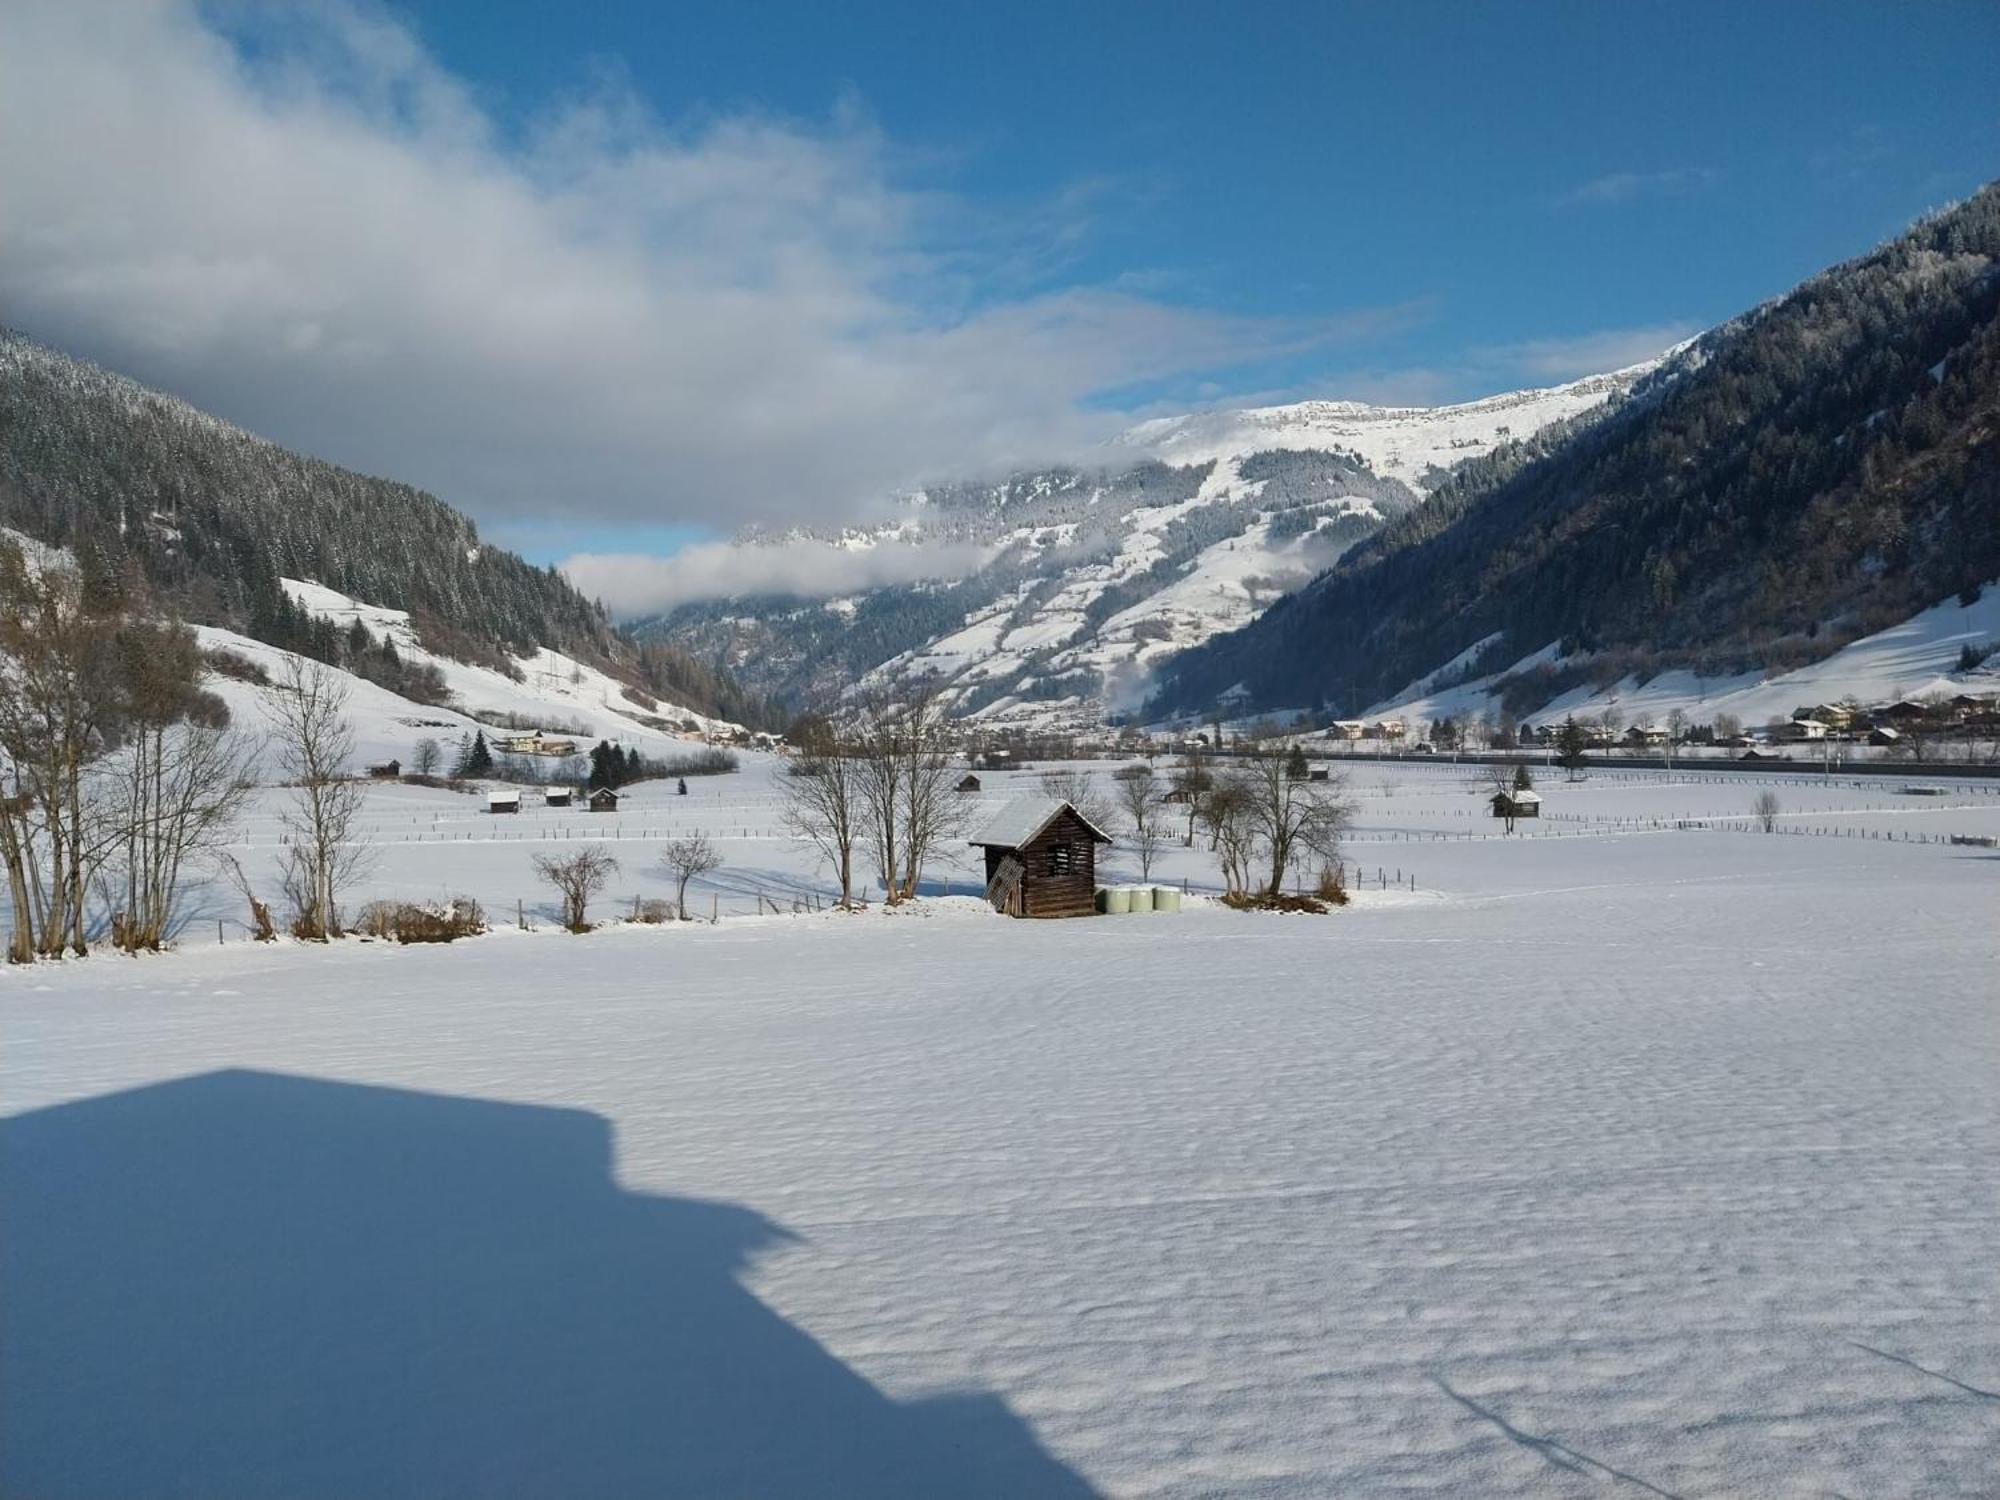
(4, 756, 1996, 1497)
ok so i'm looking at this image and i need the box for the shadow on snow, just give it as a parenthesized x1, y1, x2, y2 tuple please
(0, 1069, 1098, 1499)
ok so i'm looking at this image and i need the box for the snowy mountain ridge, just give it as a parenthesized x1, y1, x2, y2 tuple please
(641, 360, 1662, 729)
(1113, 360, 1666, 490)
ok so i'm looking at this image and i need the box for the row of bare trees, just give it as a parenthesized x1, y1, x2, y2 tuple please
(782, 685, 970, 907)
(0, 540, 258, 960)
(0, 534, 396, 958)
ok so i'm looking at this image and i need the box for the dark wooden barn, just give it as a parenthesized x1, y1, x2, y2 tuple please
(968, 797, 1113, 919)
(956, 773, 982, 793)
(588, 787, 620, 813)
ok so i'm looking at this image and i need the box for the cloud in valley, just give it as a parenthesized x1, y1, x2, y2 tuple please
(561, 538, 995, 618)
(0, 1, 1371, 529)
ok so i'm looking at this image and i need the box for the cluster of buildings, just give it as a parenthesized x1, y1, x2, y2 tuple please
(1763, 694, 2000, 747)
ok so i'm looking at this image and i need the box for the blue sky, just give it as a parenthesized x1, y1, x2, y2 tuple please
(405, 0, 1998, 411)
(2, 1, 1994, 600)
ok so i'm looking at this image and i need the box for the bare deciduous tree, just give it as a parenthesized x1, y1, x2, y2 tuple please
(411, 737, 442, 777)
(1198, 778, 1258, 897)
(264, 657, 371, 938)
(1239, 744, 1350, 895)
(534, 845, 618, 931)
(1752, 789, 1782, 833)
(1116, 763, 1167, 880)
(781, 723, 864, 908)
(856, 682, 967, 903)
(1037, 766, 1114, 833)
(661, 834, 721, 918)
(1168, 748, 1212, 846)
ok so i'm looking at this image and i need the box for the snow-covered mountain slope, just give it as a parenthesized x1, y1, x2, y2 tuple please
(1365, 579, 2000, 735)
(1114, 361, 1662, 490)
(195, 580, 747, 772)
(642, 363, 1659, 729)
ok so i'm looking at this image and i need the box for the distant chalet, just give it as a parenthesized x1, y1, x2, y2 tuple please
(969, 797, 1112, 919)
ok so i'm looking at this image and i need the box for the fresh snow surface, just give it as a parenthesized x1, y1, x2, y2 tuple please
(5, 757, 1998, 1498)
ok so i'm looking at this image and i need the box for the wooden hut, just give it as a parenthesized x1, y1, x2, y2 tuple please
(487, 791, 521, 815)
(968, 796, 1112, 919)
(545, 787, 573, 808)
(588, 787, 621, 813)
(367, 759, 401, 779)
(955, 773, 982, 793)
(1490, 788, 1540, 829)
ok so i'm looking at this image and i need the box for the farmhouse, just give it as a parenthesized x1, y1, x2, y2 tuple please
(969, 796, 1113, 919)
(487, 791, 521, 815)
(495, 732, 580, 757)
(588, 788, 620, 813)
(1773, 718, 1830, 743)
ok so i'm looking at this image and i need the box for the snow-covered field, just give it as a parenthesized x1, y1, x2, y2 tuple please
(4, 758, 1996, 1497)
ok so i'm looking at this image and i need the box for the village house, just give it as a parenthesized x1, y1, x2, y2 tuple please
(495, 732, 580, 758)
(1328, 720, 1366, 741)
(968, 797, 1113, 919)
(1772, 718, 1831, 743)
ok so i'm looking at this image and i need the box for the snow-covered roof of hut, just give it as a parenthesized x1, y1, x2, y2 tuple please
(968, 796, 1113, 850)
(487, 790, 520, 807)
(1508, 789, 1542, 806)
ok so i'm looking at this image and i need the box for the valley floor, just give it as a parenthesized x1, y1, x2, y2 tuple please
(2, 763, 1996, 1497)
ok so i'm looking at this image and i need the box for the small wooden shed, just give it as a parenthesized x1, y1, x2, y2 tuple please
(588, 787, 621, 813)
(545, 787, 573, 808)
(367, 759, 401, 779)
(487, 791, 521, 815)
(1490, 788, 1540, 828)
(956, 773, 982, 793)
(968, 796, 1113, 919)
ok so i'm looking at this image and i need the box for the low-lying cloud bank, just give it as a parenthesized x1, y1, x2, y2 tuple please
(562, 539, 994, 617)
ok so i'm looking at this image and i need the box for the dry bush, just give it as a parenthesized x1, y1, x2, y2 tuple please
(356, 897, 486, 944)
(1315, 865, 1350, 906)
(1221, 890, 1330, 914)
(631, 897, 675, 924)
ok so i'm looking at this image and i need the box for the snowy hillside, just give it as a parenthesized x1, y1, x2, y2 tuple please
(1366, 578, 2000, 735)
(644, 362, 1659, 729)
(196, 579, 747, 772)
(1115, 360, 1664, 490)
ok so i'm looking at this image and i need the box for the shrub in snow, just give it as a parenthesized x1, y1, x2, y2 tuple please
(356, 898, 485, 944)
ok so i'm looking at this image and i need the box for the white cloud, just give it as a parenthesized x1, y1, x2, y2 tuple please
(1472, 323, 1700, 381)
(0, 0, 1374, 529)
(561, 538, 995, 617)
(1556, 168, 1718, 207)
